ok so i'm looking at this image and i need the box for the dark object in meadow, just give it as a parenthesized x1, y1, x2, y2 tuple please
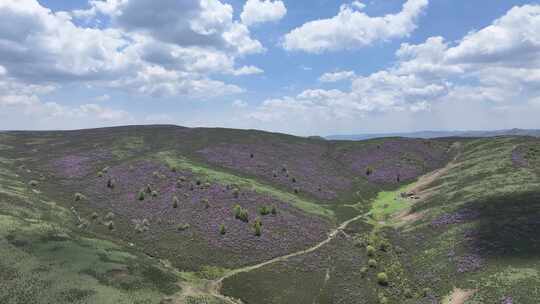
(172, 196, 179, 208)
(107, 178, 115, 189)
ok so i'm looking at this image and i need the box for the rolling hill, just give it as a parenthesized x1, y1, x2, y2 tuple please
(1, 125, 539, 304)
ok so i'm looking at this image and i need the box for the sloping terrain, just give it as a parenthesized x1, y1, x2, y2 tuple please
(1, 125, 538, 303)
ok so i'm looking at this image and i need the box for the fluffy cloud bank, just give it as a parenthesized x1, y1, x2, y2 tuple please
(0, 0, 264, 100)
(249, 4, 540, 134)
(282, 0, 428, 53)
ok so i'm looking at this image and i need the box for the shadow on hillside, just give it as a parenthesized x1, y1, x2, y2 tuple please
(459, 191, 540, 258)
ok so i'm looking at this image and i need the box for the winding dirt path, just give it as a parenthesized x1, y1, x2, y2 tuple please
(209, 212, 367, 297)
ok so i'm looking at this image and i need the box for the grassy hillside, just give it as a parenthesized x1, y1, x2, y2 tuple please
(3, 126, 537, 303)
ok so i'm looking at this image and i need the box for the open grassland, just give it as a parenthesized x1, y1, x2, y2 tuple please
(2, 126, 540, 304)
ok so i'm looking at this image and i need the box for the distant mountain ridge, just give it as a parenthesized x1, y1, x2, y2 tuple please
(326, 128, 540, 140)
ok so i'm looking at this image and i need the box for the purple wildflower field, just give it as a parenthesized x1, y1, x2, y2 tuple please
(198, 142, 352, 200)
(50, 149, 111, 178)
(77, 160, 330, 265)
(334, 139, 451, 184)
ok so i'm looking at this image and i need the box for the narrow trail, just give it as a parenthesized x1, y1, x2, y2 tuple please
(215, 212, 366, 285)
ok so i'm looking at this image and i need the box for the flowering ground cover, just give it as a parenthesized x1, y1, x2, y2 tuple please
(3, 126, 540, 304)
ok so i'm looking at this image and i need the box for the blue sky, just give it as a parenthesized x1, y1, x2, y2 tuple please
(1, 0, 540, 135)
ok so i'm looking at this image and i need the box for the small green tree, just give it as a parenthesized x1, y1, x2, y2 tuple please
(253, 220, 262, 236)
(107, 221, 114, 230)
(172, 196, 179, 208)
(145, 184, 152, 194)
(219, 224, 226, 235)
(138, 190, 145, 201)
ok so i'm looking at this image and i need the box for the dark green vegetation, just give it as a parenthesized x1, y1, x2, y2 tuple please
(1, 125, 538, 303)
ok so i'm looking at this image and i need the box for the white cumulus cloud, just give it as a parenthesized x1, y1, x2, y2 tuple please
(240, 0, 287, 27)
(282, 0, 428, 53)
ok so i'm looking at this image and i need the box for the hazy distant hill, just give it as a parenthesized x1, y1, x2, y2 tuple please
(326, 128, 540, 140)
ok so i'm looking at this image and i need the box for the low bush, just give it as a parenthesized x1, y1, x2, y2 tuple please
(201, 198, 210, 209)
(74, 192, 84, 202)
(376, 272, 388, 286)
(368, 259, 378, 268)
(366, 245, 376, 257)
(219, 224, 226, 235)
(253, 220, 262, 236)
(177, 223, 190, 231)
(107, 221, 114, 230)
(271, 205, 277, 215)
(29, 180, 39, 187)
(138, 189, 145, 201)
(104, 212, 115, 221)
(172, 196, 179, 208)
(91, 212, 99, 220)
(151, 190, 158, 197)
(259, 206, 271, 216)
(233, 205, 249, 222)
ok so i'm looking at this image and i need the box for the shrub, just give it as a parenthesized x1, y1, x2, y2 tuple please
(203, 182, 211, 189)
(201, 198, 209, 209)
(74, 193, 84, 202)
(151, 190, 158, 197)
(170, 166, 177, 172)
(102, 166, 109, 173)
(360, 266, 368, 278)
(293, 187, 300, 194)
(107, 178, 115, 189)
(138, 190, 145, 201)
(291, 177, 297, 183)
(145, 184, 153, 194)
(253, 220, 262, 236)
(233, 205, 249, 222)
(366, 245, 376, 257)
(91, 212, 99, 220)
(97, 171, 103, 177)
(404, 288, 413, 299)
(366, 167, 373, 176)
(376, 272, 388, 286)
(232, 188, 240, 198)
(422, 288, 431, 297)
(259, 206, 271, 216)
(368, 259, 378, 268)
(196, 180, 201, 186)
(104, 212, 115, 221)
(177, 223, 190, 231)
(378, 293, 388, 304)
(141, 218, 150, 226)
(379, 241, 390, 252)
(172, 196, 179, 208)
(107, 221, 114, 230)
(219, 224, 226, 235)
(271, 206, 277, 215)
(29, 180, 39, 187)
